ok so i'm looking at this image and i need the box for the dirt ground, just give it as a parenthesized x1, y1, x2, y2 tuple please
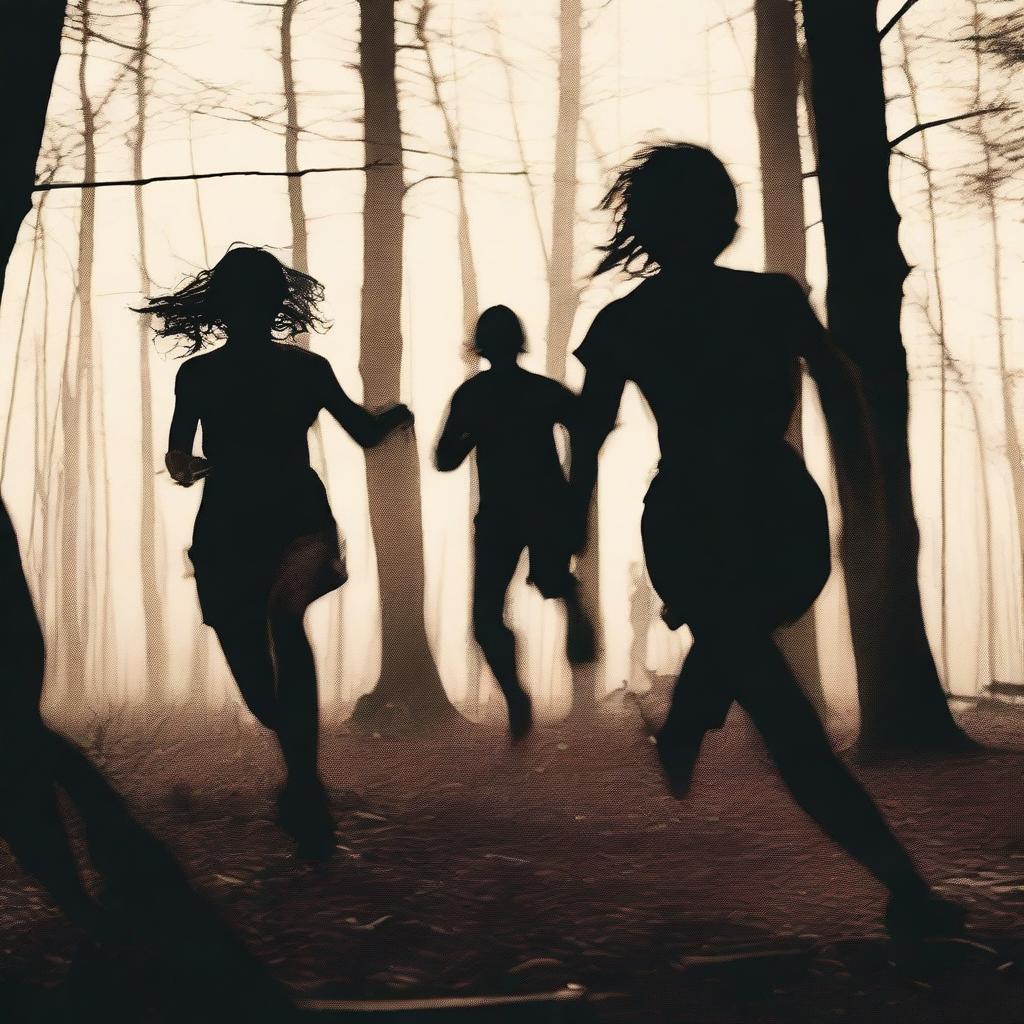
(1, 698, 1023, 1023)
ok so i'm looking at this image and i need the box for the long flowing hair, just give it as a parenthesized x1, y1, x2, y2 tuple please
(594, 142, 739, 279)
(136, 244, 328, 356)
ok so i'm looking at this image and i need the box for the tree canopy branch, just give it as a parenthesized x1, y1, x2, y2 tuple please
(879, 0, 924, 41)
(888, 107, 1007, 148)
(34, 162, 391, 192)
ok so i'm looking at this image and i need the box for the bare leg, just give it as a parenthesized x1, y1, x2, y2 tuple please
(727, 632, 927, 896)
(701, 625, 962, 936)
(213, 616, 278, 731)
(268, 612, 319, 790)
(265, 537, 336, 856)
(473, 524, 531, 737)
(561, 582, 596, 666)
(655, 640, 733, 797)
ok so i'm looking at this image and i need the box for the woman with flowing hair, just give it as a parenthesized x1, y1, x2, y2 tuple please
(569, 143, 962, 940)
(139, 245, 411, 858)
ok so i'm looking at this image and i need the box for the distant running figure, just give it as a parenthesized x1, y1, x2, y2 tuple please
(570, 143, 963, 940)
(435, 306, 595, 738)
(140, 245, 411, 858)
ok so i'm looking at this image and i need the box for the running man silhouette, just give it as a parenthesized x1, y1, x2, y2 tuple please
(140, 245, 412, 858)
(569, 143, 963, 940)
(435, 306, 595, 738)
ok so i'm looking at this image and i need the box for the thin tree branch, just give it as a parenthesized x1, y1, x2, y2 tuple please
(879, 0, 924, 42)
(404, 169, 530, 193)
(34, 162, 390, 191)
(888, 107, 1007, 148)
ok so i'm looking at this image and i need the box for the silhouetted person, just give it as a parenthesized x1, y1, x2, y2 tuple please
(570, 142, 963, 941)
(628, 561, 655, 690)
(435, 306, 595, 738)
(139, 245, 411, 858)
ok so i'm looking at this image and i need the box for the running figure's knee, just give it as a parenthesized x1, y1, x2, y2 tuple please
(472, 604, 511, 650)
(237, 687, 279, 730)
(267, 586, 309, 622)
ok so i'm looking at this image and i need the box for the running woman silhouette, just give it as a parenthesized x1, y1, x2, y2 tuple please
(569, 143, 963, 940)
(435, 306, 595, 738)
(140, 245, 411, 857)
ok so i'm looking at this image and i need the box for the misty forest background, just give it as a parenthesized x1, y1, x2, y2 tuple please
(1, 0, 1022, 734)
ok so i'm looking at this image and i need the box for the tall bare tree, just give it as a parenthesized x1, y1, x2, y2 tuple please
(752, 0, 824, 712)
(131, 0, 168, 702)
(415, 0, 483, 713)
(800, 0, 970, 750)
(277, 0, 347, 686)
(966, 2, 1024, 685)
(544, 0, 601, 717)
(54, 0, 100, 695)
(0, 1, 64, 305)
(350, 0, 457, 729)
(281, 0, 308, 277)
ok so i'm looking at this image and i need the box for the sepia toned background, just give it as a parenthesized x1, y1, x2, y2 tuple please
(0, 0, 1021, 723)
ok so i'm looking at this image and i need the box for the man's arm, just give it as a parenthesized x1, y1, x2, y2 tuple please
(434, 387, 475, 472)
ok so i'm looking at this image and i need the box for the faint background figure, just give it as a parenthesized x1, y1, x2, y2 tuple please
(627, 560, 655, 692)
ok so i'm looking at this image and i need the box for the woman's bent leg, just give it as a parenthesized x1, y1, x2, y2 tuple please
(265, 536, 336, 856)
(722, 630, 929, 899)
(268, 612, 319, 790)
(213, 616, 278, 731)
(655, 641, 734, 797)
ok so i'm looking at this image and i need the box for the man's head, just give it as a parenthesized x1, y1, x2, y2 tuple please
(474, 305, 526, 365)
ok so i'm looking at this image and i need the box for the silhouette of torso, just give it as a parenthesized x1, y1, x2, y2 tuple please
(450, 366, 576, 520)
(175, 343, 336, 557)
(577, 266, 803, 479)
(575, 265, 830, 628)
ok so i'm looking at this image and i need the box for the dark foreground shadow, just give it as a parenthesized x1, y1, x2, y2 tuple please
(0, 497, 298, 1023)
(2, 498, 603, 1023)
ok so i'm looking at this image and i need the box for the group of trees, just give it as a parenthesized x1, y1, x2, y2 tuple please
(1, 1, 1020, 749)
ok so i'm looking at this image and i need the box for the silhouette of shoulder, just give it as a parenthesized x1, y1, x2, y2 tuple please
(174, 347, 222, 394)
(278, 343, 329, 369)
(573, 295, 633, 373)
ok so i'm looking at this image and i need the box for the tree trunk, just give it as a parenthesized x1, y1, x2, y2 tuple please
(545, 0, 597, 717)
(281, 0, 342, 681)
(753, 0, 825, 713)
(282, 0, 307, 277)
(900, 17, 995, 691)
(56, 0, 97, 696)
(349, 0, 457, 730)
(0, 1, 63, 302)
(800, 0, 970, 750)
(0, 0, 62, 710)
(416, 2, 483, 714)
(133, 0, 167, 703)
(969, 3, 1024, 686)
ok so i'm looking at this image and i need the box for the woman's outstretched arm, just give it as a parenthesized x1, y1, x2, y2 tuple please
(320, 359, 412, 448)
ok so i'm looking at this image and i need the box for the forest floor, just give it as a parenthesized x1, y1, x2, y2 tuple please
(1, 697, 1023, 1023)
